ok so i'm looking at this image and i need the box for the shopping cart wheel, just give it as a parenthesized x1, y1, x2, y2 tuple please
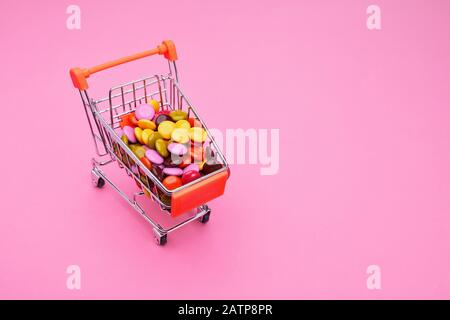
(199, 208, 211, 224)
(96, 178, 105, 188)
(91, 170, 105, 188)
(153, 229, 167, 246)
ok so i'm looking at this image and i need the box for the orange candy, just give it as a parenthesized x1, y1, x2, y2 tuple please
(120, 113, 139, 128)
(163, 176, 182, 190)
(140, 157, 153, 170)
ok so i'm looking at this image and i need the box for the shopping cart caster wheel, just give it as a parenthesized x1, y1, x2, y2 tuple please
(96, 178, 105, 188)
(200, 211, 211, 224)
(156, 234, 167, 246)
(153, 229, 167, 246)
(91, 170, 105, 188)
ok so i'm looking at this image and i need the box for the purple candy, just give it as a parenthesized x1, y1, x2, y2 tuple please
(116, 128, 124, 137)
(183, 163, 200, 173)
(135, 103, 155, 120)
(145, 149, 163, 165)
(163, 167, 183, 176)
(131, 165, 139, 175)
(167, 143, 188, 156)
(123, 126, 137, 143)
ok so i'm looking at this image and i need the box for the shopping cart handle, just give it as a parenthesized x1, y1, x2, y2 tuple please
(70, 40, 177, 90)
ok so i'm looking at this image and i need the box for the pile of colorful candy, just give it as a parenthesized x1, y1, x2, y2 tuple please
(116, 99, 223, 191)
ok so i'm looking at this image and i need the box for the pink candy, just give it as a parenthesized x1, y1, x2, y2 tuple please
(135, 103, 155, 120)
(123, 126, 137, 143)
(163, 167, 183, 176)
(167, 143, 188, 156)
(183, 163, 199, 173)
(145, 149, 163, 164)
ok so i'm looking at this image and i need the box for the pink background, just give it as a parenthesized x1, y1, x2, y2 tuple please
(1, 0, 450, 299)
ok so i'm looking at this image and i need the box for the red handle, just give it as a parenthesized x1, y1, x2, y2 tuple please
(70, 40, 177, 90)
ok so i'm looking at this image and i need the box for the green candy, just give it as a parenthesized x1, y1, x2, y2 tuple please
(169, 110, 187, 122)
(147, 132, 163, 149)
(160, 194, 171, 206)
(121, 134, 129, 145)
(155, 139, 169, 157)
(132, 146, 146, 159)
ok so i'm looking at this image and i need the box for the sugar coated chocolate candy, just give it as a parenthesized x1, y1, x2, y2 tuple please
(155, 114, 172, 126)
(131, 165, 139, 175)
(141, 129, 153, 145)
(183, 163, 199, 173)
(147, 99, 160, 112)
(169, 110, 188, 122)
(202, 163, 223, 175)
(138, 119, 156, 130)
(134, 127, 144, 144)
(162, 176, 183, 190)
(150, 166, 164, 181)
(168, 143, 188, 156)
(175, 120, 191, 129)
(158, 120, 176, 139)
(145, 149, 164, 165)
(171, 128, 190, 143)
(132, 146, 146, 159)
(181, 170, 201, 184)
(162, 167, 183, 176)
(120, 113, 138, 128)
(155, 139, 169, 157)
(121, 134, 129, 145)
(123, 126, 137, 143)
(188, 117, 202, 128)
(140, 157, 153, 170)
(188, 127, 207, 142)
(146, 132, 163, 149)
(135, 103, 155, 120)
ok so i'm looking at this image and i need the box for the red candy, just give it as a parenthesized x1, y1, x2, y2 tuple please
(188, 117, 202, 128)
(181, 170, 201, 185)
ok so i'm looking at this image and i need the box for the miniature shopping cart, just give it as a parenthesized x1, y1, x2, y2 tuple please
(69, 40, 229, 245)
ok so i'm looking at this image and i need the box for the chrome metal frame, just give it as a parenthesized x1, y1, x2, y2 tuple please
(77, 60, 228, 244)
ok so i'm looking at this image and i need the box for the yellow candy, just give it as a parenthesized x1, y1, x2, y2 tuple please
(158, 120, 176, 139)
(143, 188, 151, 198)
(138, 119, 156, 130)
(171, 128, 190, 144)
(147, 132, 163, 149)
(198, 160, 207, 170)
(175, 119, 191, 129)
(170, 110, 188, 121)
(141, 129, 154, 145)
(147, 99, 160, 112)
(188, 127, 207, 142)
(134, 127, 144, 144)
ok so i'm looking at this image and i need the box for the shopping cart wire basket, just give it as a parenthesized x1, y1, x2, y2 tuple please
(69, 40, 230, 245)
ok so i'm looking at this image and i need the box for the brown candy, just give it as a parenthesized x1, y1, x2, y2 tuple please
(201, 163, 223, 175)
(150, 166, 165, 181)
(155, 114, 172, 126)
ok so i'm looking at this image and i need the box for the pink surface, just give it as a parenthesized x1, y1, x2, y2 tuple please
(1, 0, 450, 299)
